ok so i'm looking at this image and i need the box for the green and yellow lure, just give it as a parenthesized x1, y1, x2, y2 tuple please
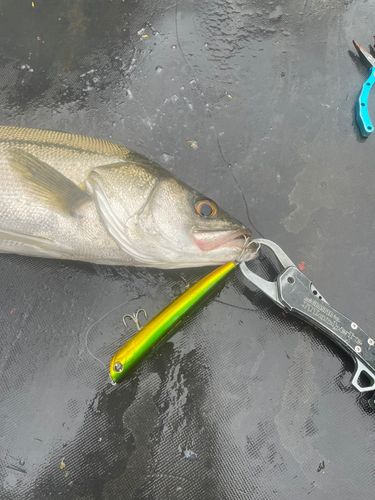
(109, 262, 236, 383)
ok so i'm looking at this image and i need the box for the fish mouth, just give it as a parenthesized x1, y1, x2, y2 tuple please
(192, 228, 252, 252)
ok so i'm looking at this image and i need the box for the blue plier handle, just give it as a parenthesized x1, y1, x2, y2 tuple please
(353, 40, 375, 137)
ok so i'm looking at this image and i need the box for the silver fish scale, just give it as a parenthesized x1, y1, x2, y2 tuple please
(0, 127, 128, 263)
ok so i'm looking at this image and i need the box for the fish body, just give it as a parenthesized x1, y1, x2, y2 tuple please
(0, 126, 256, 268)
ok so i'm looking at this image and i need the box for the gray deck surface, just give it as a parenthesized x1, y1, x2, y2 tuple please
(1, 1, 375, 498)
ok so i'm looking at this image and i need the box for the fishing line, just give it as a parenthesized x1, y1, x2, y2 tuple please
(174, 1, 265, 238)
(85, 296, 145, 369)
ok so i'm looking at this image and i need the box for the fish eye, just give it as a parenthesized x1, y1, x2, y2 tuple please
(194, 199, 217, 218)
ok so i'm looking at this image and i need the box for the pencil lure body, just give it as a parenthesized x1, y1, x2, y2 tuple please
(109, 262, 236, 382)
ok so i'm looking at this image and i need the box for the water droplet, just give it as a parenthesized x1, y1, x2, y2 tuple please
(184, 450, 197, 461)
(155, 65, 163, 73)
(171, 44, 177, 49)
(162, 153, 174, 162)
(19, 459, 25, 466)
(125, 89, 133, 99)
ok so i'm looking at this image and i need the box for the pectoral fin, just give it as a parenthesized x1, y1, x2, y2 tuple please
(9, 149, 91, 215)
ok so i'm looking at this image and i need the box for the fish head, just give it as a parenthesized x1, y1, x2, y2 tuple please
(88, 161, 258, 268)
(139, 178, 257, 266)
